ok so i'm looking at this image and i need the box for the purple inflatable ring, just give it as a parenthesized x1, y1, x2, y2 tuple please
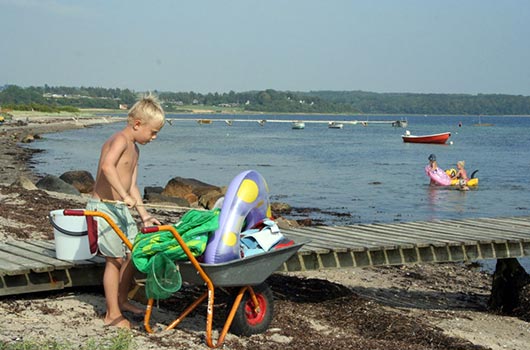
(203, 170, 272, 264)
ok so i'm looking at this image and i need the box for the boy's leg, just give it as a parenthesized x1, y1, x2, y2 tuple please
(103, 257, 131, 328)
(87, 200, 139, 325)
(118, 254, 144, 314)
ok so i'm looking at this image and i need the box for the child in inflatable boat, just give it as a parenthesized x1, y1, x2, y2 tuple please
(451, 160, 470, 191)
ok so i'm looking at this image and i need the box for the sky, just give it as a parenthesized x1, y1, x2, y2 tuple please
(1, 0, 529, 95)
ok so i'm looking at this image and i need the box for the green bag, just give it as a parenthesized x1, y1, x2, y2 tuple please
(132, 209, 220, 299)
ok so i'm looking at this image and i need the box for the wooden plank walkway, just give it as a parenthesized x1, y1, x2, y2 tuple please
(1, 215, 529, 297)
(279, 216, 530, 272)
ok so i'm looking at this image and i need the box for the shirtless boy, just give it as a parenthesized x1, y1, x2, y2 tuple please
(87, 94, 165, 328)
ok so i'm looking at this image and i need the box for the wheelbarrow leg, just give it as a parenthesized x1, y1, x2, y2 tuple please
(165, 291, 208, 331)
(144, 298, 156, 333)
(205, 286, 250, 348)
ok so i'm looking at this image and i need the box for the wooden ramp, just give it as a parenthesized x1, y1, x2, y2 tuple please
(0, 240, 105, 297)
(1, 215, 529, 297)
(280, 216, 530, 272)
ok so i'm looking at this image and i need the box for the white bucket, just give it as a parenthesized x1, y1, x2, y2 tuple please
(49, 209, 96, 260)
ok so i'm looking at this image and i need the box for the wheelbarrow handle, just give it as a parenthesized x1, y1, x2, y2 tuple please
(141, 226, 160, 234)
(63, 209, 86, 216)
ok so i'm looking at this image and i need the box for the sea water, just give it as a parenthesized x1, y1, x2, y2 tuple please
(27, 114, 530, 270)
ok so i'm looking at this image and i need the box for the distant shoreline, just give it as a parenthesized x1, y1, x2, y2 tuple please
(5, 108, 530, 118)
(0, 113, 123, 185)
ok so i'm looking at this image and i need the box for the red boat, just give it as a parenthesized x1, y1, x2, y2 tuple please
(402, 131, 451, 144)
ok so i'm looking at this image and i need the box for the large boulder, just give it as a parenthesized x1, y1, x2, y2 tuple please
(36, 175, 80, 195)
(144, 186, 164, 198)
(144, 186, 190, 207)
(162, 177, 223, 207)
(198, 189, 224, 209)
(12, 175, 38, 191)
(59, 170, 95, 193)
(271, 201, 292, 214)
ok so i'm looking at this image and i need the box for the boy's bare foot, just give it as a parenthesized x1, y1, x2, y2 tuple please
(104, 315, 131, 329)
(121, 301, 144, 315)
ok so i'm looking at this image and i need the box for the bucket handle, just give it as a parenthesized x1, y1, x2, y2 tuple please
(49, 211, 88, 237)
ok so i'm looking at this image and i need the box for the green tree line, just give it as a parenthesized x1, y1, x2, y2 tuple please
(1, 84, 530, 115)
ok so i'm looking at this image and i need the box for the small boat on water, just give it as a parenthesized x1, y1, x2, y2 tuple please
(197, 119, 213, 125)
(292, 121, 305, 129)
(473, 115, 494, 127)
(392, 119, 408, 128)
(328, 121, 344, 129)
(402, 130, 451, 144)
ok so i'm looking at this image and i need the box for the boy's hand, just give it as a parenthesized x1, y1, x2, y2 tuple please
(123, 195, 137, 208)
(142, 216, 161, 227)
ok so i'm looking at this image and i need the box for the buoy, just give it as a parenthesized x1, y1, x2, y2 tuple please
(449, 141, 454, 145)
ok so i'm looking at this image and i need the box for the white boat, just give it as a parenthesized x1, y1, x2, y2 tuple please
(292, 121, 305, 129)
(328, 122, 344, 129)
(392, 119, 408, 128)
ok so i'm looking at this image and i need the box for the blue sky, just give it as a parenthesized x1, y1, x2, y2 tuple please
(1, 0, 529, 95)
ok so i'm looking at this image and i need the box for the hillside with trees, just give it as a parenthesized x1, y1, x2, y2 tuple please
(1, 84, 530, 115)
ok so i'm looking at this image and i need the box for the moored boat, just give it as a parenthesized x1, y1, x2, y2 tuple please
(292, 121, 305, 129)
(392, 119, 408, 128)
(328, 121, 344, 129)
(402, 131, 451, 144)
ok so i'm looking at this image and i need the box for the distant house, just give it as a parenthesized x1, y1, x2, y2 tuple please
(119, 104, 128, 110)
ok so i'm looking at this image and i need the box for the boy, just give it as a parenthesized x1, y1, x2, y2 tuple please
(453, 160, 470, 191)
(426, 154, 438, 186)
(87, 94, 165, 328)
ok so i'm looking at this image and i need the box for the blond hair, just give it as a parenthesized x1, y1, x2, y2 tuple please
(457, 160, 465, 167)
(128, 93, 165, 126)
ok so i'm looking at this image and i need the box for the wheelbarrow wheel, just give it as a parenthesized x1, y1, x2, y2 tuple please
(230, 282, 274, 336)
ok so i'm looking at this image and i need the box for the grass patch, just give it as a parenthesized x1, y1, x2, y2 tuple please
(0, 328, 135, 350)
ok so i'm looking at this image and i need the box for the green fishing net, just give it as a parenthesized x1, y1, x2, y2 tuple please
(145, 253, 182, 300)
(132, 209, 220, 300)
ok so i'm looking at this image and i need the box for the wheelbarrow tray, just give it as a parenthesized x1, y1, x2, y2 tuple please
(177, 239, 307, 287)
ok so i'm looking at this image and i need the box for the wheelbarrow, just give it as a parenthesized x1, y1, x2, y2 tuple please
(62, 209, 307, 348)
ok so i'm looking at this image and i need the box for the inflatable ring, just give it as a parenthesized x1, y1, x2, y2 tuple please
(203, 170, 272, 264)
(425, 165, 451, 186)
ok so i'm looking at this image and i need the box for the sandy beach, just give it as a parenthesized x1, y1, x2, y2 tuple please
(1, 112, 529, 349)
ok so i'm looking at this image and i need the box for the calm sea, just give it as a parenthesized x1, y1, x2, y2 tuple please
(27, 114, 530, 271)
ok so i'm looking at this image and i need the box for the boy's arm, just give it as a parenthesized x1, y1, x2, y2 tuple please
(130, 165, 161, 226)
